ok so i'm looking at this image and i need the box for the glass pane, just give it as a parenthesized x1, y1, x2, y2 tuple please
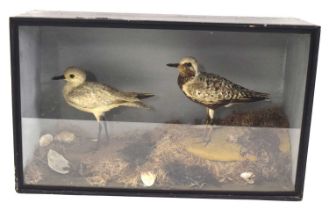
(19, 26, 310, 191)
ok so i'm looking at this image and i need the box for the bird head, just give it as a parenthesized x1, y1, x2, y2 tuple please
(52, 66, 87, 86)
(167, 56, 199, 77)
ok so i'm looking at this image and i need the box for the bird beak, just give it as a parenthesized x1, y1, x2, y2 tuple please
(52, 75, 65, 80)
(166, 63, 179, 68)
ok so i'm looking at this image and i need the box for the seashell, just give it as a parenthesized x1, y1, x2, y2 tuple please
(54, 131, 76, 143)
(47, 149, 70, 174)
(39, 134, 53, 147)
(240, 171, 255, 184)
(140, 171, 157, 187)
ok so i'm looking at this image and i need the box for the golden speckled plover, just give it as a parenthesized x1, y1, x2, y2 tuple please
(52, 66, 154, 143)
(167, 57, 269, 143)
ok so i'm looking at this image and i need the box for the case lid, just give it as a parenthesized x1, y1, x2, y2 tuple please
(15, 10, 317, 26)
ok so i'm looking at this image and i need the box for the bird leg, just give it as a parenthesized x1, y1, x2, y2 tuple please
(96, 120, 103, 145)
(204, 108, 215, 146)
(101, 115, 110, 143)
(96, 115, 110, 146)
(206, 108, 215, 125)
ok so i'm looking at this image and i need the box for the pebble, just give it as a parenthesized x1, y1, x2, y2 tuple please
(54, 131, 76, 143)
(39, 134, 53, 147)
(240, 171, 255, 184)
(47, 149, 70, 174)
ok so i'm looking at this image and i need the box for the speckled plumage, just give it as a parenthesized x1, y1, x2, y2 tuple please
(178, 71, 269, 109)
(167, 57, 269, 124)
(54, 67, 153, 122)
(65, 82, 150, 112)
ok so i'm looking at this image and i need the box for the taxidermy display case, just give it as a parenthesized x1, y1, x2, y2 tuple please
(10, 11, 320, 200)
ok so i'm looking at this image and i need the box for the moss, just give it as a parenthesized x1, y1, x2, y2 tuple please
(165, 162, 219, 188)
(219, 107, 289, 128)
(119, 139, 155, 167)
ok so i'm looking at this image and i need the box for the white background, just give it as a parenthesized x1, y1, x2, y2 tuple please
(0, 0, 328, 209)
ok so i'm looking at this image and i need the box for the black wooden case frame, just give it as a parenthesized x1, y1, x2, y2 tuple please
(10, 12, 320, 201)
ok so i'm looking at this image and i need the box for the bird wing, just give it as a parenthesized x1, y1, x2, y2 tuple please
(182, 73, 226, 106)
(183, 72, 268, 106)
(67, 82, 138, 109)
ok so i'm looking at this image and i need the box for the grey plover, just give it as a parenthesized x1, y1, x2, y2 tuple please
(52, 66, 154, 143)
(167, 57, 269, 143)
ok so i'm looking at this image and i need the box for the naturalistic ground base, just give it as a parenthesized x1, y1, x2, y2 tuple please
(24, 107, 293, 191)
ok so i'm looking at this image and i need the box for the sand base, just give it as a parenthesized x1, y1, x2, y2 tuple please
(24, 107, 294, 191)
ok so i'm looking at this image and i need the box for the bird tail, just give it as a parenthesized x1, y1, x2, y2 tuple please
(123, 101, 154, 110)
(137, 93, 154, 99)
(253, 91, 270, 101)
(126, 92, 155, 99)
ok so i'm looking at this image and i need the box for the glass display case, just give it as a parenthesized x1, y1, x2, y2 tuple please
(10, 11, 320, 200)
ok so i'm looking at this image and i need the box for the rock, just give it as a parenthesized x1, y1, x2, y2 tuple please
(54, 131, 76, 143)
(47, 149, 70, 174)
(39, 134, 53, 147)
(182, 128, 256, 161)
(240, 171, 255, 184)
(140, 171, 157, 187)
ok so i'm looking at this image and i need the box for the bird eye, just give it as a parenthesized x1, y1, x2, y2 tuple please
(69, 74, 75, 79)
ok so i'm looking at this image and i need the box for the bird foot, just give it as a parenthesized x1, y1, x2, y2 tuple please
(194, 136, 212, 146)
(202, 122, 214, 146)
(203, 133, 213, 146)
(87, 137, 110, 152)
(204, 117, 215, 125)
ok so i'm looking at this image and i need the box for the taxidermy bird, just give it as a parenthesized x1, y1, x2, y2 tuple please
(167, 57, 269, 143)
(52, 66, 154, 144)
